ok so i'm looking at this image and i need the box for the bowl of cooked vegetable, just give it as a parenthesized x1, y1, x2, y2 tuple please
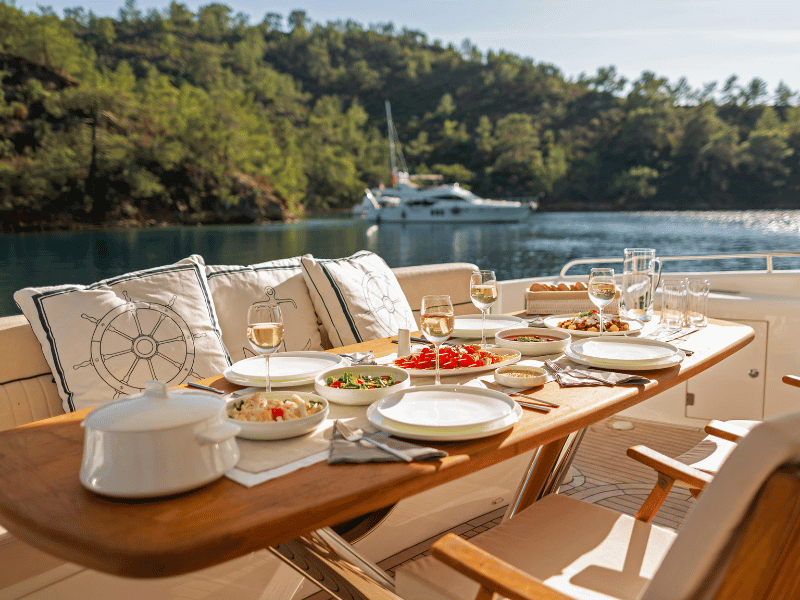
(226, 390, 329, 440)
(494, 327, 571, 356)
(314, 365, 410, 405)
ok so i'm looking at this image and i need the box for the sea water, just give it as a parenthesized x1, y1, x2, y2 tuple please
(2, 210, 800, 317)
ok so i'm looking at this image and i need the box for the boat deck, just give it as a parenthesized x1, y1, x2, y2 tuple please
(302, 416, 706, 599)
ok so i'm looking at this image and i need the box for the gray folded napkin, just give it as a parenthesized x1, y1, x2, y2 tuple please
(338, 351, 376, 365)
(328, 428, 448, 464)
(551, 366, 650, 387)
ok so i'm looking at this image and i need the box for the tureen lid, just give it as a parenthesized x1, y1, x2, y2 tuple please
(82, 381, 226, 432)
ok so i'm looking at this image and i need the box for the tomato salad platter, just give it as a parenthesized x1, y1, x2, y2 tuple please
(392, 344, 521, 377)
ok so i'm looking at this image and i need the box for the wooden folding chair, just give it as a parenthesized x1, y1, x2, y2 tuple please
(396, 409, 800, 600)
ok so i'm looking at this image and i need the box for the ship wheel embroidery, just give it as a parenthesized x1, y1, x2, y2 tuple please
(361, 272, 407, 334)
(74, 292, 205, 397)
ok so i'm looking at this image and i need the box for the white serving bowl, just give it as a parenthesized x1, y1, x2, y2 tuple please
(314, 365, 410, 406)
(494, 365, 549, 388)
(494, 327, 571, 356)
(80, 381, 241, 499)
(226, 390, 328, 440)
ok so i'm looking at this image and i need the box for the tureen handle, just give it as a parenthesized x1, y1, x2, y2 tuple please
(144, 380, 169, 400)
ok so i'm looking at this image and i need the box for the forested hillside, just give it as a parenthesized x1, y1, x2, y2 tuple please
(2, 1, 800, 231)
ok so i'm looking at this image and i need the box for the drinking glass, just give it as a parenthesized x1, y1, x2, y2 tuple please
(421, 295, 454, 385)
(685, 279, 710, 327)
(588, 268, 616, 334)
(247, 304, 284, 393)
(661, 280, 686, 330)
(470, 270, 498, 346)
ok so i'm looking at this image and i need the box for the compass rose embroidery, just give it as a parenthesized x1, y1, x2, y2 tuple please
(74, 292, 206, 398)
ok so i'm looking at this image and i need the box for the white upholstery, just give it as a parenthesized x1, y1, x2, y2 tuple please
(671, 419, 758, 483)
(397, 494, 676, 600)
(392, 262, 481, 324)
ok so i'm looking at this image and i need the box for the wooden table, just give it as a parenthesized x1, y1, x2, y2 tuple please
(0, 319, 753, 587)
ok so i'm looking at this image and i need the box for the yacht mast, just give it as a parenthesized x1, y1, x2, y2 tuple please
(385, 101, 408, 187)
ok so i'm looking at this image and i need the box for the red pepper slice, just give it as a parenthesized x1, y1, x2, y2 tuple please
(271, 407, 284, 420)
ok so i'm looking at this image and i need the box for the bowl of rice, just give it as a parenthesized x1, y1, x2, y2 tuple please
(226, 390, 328, 440)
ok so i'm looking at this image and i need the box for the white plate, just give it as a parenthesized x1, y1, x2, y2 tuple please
(225, 390, 329, 440)
(563, 346, 685, 371)
(228, 352, 347, 382)
(453, 314, 526, 338)
(366, 387, 522, 441)
(375, 386, 514, 428)
(314, 366, 411, 406)
(392, 347, 522, 377)
(542, 314, 643, 337)
(570, 337, 679, 365)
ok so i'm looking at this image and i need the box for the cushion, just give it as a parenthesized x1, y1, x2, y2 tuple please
(205, 257, 324, 362)
(300, 251, 416, 346)
(397, 494, 676, 600)
(13, 256, 231, 413)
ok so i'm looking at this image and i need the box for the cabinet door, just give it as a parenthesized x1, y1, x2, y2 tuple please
(686, 320, 767, 420)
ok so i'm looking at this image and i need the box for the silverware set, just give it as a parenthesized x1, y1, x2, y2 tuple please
(544, 359, 613, 386)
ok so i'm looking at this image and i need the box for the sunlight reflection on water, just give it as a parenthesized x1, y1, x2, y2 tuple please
(2, 210, 799, 316)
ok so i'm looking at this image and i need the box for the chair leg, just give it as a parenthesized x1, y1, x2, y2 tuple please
(634, 473, 675, 523)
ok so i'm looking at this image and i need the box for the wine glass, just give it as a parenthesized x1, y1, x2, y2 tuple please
(246, 304, 284, 393)
(588, 268, 616, 335)
(470, 270, 498, 346)
(420, 295, 454, 385)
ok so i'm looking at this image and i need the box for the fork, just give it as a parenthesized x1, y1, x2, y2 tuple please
(544, 359, 613, 386)
(333, 420, 413, 463)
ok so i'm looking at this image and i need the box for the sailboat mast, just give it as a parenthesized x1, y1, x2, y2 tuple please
(385, 100, 398, 187)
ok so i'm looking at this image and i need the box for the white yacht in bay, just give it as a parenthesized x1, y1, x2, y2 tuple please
(352, 102, 538, 223)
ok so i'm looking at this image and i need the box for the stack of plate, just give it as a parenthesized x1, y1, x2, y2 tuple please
(223, 352, 348, 387)
(565, 337, 685, 371)
(366, 385, 522, 441)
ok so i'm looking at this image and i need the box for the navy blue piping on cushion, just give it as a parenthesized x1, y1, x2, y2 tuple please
(300, 260, 345, 347)
(30, 263, 229, 411)
(319, 261, 362, 344)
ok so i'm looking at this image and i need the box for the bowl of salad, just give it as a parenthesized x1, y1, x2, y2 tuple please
(226, 390, 328, 440)
(314, 366, 410, 405)
(494, 327, 571, 356)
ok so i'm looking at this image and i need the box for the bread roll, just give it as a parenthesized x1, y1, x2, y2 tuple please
(556, 283, 570, 291)
(529, 283, 547, 292)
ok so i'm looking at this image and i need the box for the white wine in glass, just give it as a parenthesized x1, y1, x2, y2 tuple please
(470, 270, 497, 346)
(588, 268, 616, 334)
(421, 295, 454, 385)
(246, 304, 284, 392)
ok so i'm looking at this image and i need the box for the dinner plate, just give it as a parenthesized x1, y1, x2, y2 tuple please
(570, 337, 679, 365)
(563, 346, 685, 371)
(452, 314, 527, 338)
(375, 386, 514, 428)
(389, 347, 522, 377)
(542, 314, 643, 337)
(366, 387, 522, 441)
(228, 352, 347, 382)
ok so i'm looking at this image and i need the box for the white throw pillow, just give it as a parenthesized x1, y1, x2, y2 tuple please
(300, 251, 416, 346)
(14, 256, 231, 413)
(205, 257, 324, 362)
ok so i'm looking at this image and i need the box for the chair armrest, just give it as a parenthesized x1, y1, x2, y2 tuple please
(627, 445, 714, 490)
(704, 420, 750, 443)
(782, 375, 800, 389)
(431, 533, 571, 600)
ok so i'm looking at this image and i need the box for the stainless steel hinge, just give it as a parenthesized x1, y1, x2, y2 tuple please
(686, 392, 695, 406)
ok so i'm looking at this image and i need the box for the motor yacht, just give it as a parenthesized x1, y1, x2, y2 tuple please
(352, 101, 538, 223)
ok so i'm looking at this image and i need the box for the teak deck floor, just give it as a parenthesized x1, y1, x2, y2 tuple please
(302, 416, 706, 600)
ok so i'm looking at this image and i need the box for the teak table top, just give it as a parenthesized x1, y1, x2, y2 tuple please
(0, 319, 753, 578)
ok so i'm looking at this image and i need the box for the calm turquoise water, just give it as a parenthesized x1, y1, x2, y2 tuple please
(3, 210, 800, 317)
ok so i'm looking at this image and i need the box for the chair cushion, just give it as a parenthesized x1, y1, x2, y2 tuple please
(205, 257, 324, 362)
(300, 251, 416, 346)
(396, 493, 676, 600)
(13, 256, 231, 413)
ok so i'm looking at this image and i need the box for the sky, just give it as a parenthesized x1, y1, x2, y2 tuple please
(15, 0, 800, 96)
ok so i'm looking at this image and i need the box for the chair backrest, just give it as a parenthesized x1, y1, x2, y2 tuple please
(642, 409, 800, 600)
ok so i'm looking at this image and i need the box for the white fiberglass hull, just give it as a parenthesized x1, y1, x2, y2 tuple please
(356, 202, 534, 223)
